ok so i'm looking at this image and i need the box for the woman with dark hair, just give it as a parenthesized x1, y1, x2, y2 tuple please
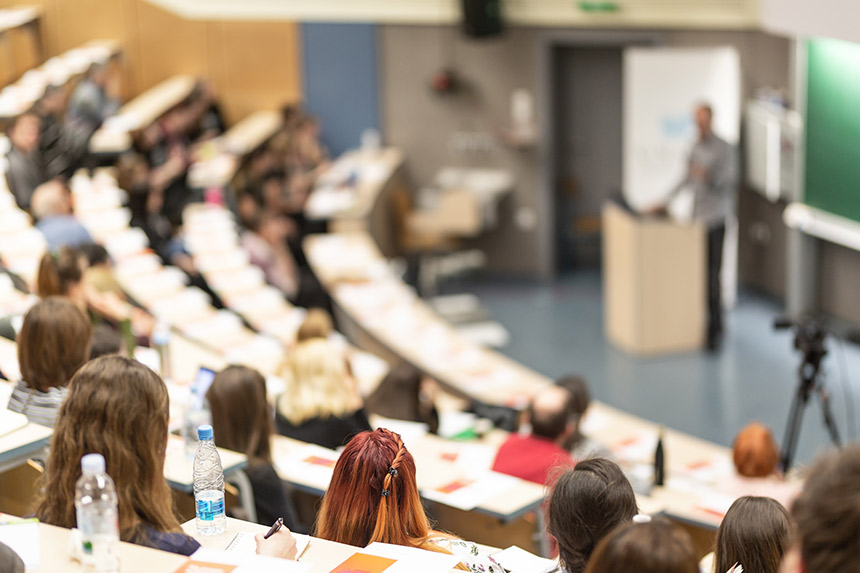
(584, 517, 699, 573)
(315, 428, 503, 572)
(364, 362, 439, 434)
(33, 356, 296, 558)
(713, 496, 790, 573)
(7, 297, 92, 426)
(206, 365, 302, 530)
(547, 458, 639, 573)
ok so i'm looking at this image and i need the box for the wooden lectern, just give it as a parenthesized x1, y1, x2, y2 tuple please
(602, 201, 706, 355)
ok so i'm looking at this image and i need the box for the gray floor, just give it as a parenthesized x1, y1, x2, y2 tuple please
(459, 271, 860, 467)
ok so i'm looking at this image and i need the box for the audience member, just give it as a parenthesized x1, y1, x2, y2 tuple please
(66, 62, 120, 135)
(206, 365, 303, 531)
(35, 84, 88, 178)
(295, 307, 334, 343)
(713, 496, 790, 573)
(275, 339, 371, 449)
(492, 385, 574, 484)
(315, 428, 504, 572)
(547, 458, 639, 573)
(31, 180, 94, 249)
(365, 362, 440, 434)
(783, 445, 860, 573)
(89, 322, 124, 359)
(556, 374, 605, 457)
(6, 113, 48, 211)
(7, 297, 92, 426)
(240, 211, 300, 300)
(35, 247, 86, 306)
(716, 422, 797, 508)
(33, 356, 297, 558)
(584, 517, 699, 573)
(0, 541, 24, 573)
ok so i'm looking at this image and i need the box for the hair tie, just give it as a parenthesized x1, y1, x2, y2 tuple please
(388, 467, 398, 477)
(381, 489, 390, 497)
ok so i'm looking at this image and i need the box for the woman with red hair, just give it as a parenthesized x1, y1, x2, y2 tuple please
(315, 428, 503, 572)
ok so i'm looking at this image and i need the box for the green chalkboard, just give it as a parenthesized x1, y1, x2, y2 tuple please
(806, 38, 860, 223)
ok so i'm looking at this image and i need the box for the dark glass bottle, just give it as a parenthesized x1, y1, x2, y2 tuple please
(654, 426, 665, 487)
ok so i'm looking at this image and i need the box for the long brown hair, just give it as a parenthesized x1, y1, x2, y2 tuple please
(584, 517, 698, 573)
(316, 428, 434, 549)
(207, 365, 273, 464)
(715, 496, 790, 573)
(34, 356, 182, 542)
(18, 297, 92, 392)
(36, 247, 83, 298)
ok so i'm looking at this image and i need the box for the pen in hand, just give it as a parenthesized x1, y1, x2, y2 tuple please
(263, 517, 284, 539)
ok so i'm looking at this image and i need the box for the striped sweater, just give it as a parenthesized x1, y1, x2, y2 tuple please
(6, 380, 66, 427)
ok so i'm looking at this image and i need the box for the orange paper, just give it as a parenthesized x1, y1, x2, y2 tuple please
(174, 561, 237, 573)
(436, 478, 474, 494)
(329, 552, 396, 573)
(304, 455, 337, 467)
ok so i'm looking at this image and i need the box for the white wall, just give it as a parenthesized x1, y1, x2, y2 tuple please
(762, 0, 860, 43)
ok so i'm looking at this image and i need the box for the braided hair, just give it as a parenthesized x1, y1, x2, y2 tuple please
(315, 428, 433, 549)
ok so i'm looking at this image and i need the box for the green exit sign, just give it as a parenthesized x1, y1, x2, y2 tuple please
(579, 1, 620, 12)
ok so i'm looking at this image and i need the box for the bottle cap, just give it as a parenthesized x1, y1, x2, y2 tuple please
(197, 424, 214, 440)
(81, 453, 106, 475)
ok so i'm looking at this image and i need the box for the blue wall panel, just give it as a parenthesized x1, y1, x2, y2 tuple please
(301, 23, 379, 157)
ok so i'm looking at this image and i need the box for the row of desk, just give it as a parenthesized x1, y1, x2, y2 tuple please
(300, 147, 803, 538)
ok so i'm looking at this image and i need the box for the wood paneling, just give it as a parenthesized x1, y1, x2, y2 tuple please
(0, 0, 302, 125)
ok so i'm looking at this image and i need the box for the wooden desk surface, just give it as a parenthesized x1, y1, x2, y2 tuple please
(0, 6, 39, 34)
(305, 147, 404, 223)
(304, 232, 550, 409)
(30, 521, 187, 573)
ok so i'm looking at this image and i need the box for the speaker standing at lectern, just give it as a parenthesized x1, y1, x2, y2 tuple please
(662, 104, 738, 352)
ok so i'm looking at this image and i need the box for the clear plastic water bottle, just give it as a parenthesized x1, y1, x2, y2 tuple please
(75, 453, 119, 572)
(193, 424, 226, 535)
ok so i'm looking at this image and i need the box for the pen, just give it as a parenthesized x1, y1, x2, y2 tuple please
(263, 517, 284, 539)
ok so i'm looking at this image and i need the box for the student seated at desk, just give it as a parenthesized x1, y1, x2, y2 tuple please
(716, 422, 797, 509)
(275, 339, 371, 450)
(7, 297, 92, 427)
(33, 356, 199, 555)
(492, 385, 575, 485)
(365, 362, 439, 434)
(316, 428, 504, 573)
(6, 113, 49, 212)
(31, 180, 94, 250)
(783, 445, 860, 573)
(207, 365, 303, 532)
(33, 356, 297, 558)
(556, 375, 606, 459)
(547, 458, 638, 573)
(712, 496, 790, 573)
(584, 517, 698, 573)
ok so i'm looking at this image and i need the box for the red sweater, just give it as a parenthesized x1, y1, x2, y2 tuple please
(492, 433, 573, 485)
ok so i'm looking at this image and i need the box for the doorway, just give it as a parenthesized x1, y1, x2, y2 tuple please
(553, 46, 623, 273)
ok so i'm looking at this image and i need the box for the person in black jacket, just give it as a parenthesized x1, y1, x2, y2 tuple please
(274, 338, 371, 450)
(206, 365, 303, 532)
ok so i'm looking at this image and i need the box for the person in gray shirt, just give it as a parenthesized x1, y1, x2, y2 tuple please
(676, 104, 738, 351)
(6, 113, 48, 212)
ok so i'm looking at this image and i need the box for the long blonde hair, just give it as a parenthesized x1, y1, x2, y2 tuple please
(276, 339, 354, 425)
(34, 356, 182, 542)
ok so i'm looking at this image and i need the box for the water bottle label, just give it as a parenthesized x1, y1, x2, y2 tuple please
(195, 492, 225, 521)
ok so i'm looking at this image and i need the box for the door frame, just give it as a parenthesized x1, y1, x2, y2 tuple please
(536, 30, 662, 280)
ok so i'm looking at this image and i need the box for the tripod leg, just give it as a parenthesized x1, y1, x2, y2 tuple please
(781, 385, 810, 473)
(817, 385, 842, 447)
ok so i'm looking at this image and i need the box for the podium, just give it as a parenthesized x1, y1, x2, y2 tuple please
(602, 201, 706, 355)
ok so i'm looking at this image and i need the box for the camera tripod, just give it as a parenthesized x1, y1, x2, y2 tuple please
(780, 342, 841, 473)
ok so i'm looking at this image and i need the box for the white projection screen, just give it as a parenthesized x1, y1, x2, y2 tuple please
(622, 46, 741, 212)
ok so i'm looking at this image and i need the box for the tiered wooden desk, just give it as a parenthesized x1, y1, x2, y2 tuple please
(0, 6, 41, 88)
(89, 74, 197, 154)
